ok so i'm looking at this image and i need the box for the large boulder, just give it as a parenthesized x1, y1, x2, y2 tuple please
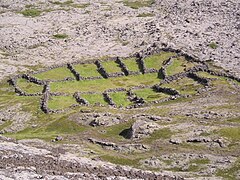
(120, 120, 160, 139)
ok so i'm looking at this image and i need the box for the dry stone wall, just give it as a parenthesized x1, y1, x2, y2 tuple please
(8, 45, 240, 114)
(95, 60, 109, 78)
(67, 63, 81, 81)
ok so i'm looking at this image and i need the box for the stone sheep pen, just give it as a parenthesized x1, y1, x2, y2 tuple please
(8, 45, 240, 114)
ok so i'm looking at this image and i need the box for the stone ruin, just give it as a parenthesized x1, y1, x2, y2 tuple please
(8, 44, 240, 114)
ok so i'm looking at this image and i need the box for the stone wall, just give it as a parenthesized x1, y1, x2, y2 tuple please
(115, 57, 130, 76)
(40, 83, 50, 114)
(153, 85, 180, 96)
(95, 60, 109, 78)
(136, 54, 146, 74)
(67, 63, 81, 81)
(187, 73, 210, 86)
(103, 92, 115, 106)
(22, 74, 45, 85)
(127, 90, 145, 104)
(73, 92, 89, 105)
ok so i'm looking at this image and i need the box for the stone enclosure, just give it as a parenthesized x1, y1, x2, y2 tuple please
(8, 45, 240, 114)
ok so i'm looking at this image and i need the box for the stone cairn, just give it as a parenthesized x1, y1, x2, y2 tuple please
(73, 92, 89, 105)
(95, 60, 109, 78)
(103, 92, 116, 106)
(67, 63, 81, 81)
(115, 57, 129, 76)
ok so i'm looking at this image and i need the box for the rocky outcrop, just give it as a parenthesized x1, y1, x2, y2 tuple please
(120, 120, 160, 139)
(88, 138, 150, 152)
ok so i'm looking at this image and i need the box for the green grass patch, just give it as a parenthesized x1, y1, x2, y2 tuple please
(51, 0, 73, 5)
(101, 154, 141, 167)
(48, 96, 76, 110)
(144, 52, 175, 69)
(20, 9, 41, 17)
(218, 127, 240, 141)
(143, 128, 173, 143)
(227, 117, 240, 123)
(190, 158, 210, 165)
(101, 61, 122, 73)
(0, 121, 12, 131)
(100, 120, 134, 140)
(81, 94, 107, 105)
(17, 79, 43, 94)
(216, 158, 240, 180)
(209, 42, 218, 49)
(122, 58, 139, 72)
(6, 116, 86, 141)
(109, 92, 132, 107)
(197, 71, 219, 79)
(134, 88, 169, 102)
(53, 33, 69, 39)
(34, 67, 74, 80)
(73, 63, 100, 77)
(51, 0, 89, 8)
(163, 77, 202, 95)
(166, 57, 195, 76)
(137, 13, 154, 17)
(50, 73, 160, 93)
(123, 0, 155, 9)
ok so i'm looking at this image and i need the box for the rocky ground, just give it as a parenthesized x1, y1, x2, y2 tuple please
(0, 0, 240, 179)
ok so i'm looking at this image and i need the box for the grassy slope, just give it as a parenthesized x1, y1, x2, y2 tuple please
(74, 63, 100, 77)
(144, 52, 175, 69)
(122, 58, 139, 72)
(163, 77, 202, 95)
(166, 57, 195, 76)
(134, 88, 169, 102)
(110, 92, 132, 107)
(48, 96, 77, 109)
(17, 78, 43, 94)
(101, 61, 122, 73)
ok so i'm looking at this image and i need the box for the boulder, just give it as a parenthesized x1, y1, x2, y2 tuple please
(120, 120, 160, 139)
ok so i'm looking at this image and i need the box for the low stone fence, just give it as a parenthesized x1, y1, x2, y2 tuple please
(187, 73, 210, 86)
(67, 63, 81, 81)
(73, 92, 89, 105)
(105, 88, 127, 93)
(153, 85, 180, 96)
(95, 60, 109, 78)
(115, 57, 130, 76)
(108, 72, 125, 78)
(22, 74, 45, 85)
(103, 92, 115, 106)
(40, 90, 50, 114)
(127, 90, 145, 104)
(207, 70, 240, 82)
